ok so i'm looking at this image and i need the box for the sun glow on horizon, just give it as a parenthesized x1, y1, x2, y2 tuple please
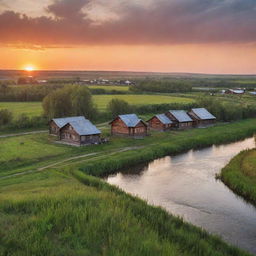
(23, 65, 36, 72)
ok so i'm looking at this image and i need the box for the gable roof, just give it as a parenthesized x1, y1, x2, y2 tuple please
(228, 89, 244, 94)
(168, 110, 193, 122)
(63, 119, 101, 136)
(52, 116, 86, 128)
(112, 114, 146, 127)
(155, 114, 172, 124)
(191, 108, 216, 120)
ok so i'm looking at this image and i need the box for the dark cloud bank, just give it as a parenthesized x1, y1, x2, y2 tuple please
(0, 0, 256, 47)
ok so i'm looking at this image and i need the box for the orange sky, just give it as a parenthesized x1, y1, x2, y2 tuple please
(0, 0, 256, 74)
(1, 44, 256, 74)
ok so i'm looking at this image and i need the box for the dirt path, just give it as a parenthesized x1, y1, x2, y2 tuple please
(0, 130, 48, 138)
(0, 146, 144, 180)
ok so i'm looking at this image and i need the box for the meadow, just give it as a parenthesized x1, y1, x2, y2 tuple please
(221, 148, 256, 205)
(88, 85, 130, 91)
(1, 118, 256, 255)
(0, 167, 251, 256)
(0, 94, 195, 117)
(0, 102, 43, 117)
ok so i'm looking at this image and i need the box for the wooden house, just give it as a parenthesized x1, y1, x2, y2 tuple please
(188, 108, 216, 127)
(225, 89, 245, 95)
(49, 116, 86, 135)
(110, 114, 148, 137)
(165, 110, 193, 129)
(147, 114, 173, 131)
(59, 118, 101, 146)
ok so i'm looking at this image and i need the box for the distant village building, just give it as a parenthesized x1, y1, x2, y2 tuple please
(165, 110, 193, 129)
(188, 108, 216, 127)
(147, 114, 173, 131)
(110, 114, 148, 137)
(225, 89, 245, 95)
(59, 119, 101, 146)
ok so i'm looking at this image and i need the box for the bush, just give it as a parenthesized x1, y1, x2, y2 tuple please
(0, 109, 13, 125)
(107, 98, 134, 117)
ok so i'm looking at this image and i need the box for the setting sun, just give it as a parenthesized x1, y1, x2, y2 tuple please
(24, 65, 36, 72)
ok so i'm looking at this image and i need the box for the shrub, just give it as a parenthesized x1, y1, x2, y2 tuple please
(0, 109, 13, 125)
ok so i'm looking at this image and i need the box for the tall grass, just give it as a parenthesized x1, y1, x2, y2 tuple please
(220, 149, 256, 205)
(71, 170, 251, 256)
(78, 119, 256, 177)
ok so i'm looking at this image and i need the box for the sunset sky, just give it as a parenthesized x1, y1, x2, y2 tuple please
(0, 0, 256, 74)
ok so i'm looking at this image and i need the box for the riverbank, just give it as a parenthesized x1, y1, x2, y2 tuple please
(0, 168, 252, 256)
(221, 149, 256, 206)
(77, 119, 256, 177)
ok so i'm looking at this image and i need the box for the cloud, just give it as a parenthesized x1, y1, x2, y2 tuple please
(0, 0, 255, 47)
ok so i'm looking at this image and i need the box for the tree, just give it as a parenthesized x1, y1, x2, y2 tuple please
(71, 86, 96, 119)
(42, 85, 96, 120)
(107, 98, 133, 117)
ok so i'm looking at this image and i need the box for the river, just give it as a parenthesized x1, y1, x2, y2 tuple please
(106, 137, 256, 255)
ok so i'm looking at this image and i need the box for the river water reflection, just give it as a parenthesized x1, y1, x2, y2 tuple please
(106, 137, 256, 255)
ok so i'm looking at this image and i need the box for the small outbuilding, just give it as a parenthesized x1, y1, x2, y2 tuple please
(165, 110, 193, 129)
(49, 116, 86, 135)
(188, 108, 216, 127)
(110, 114, 148, 137)
(147, 114, 173, 131)
(59, 118, 101, 146)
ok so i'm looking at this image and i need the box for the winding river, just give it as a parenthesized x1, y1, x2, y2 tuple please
(106, 137, 256, 255)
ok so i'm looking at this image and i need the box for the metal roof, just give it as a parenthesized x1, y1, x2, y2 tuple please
(68, 119, 101, 136)
(229, 89, 244, 94)
(168, 110, 193, 122)
(156, 114, 172, 124)
(119, 114, 142, 127)
(52, 116, 86, 128)
(191, 108, 216, 120)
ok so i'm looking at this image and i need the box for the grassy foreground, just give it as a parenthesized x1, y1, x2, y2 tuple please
(0, 169, 252, 256)
(221, 148, 256, 206)
(1, 119, 256, 255)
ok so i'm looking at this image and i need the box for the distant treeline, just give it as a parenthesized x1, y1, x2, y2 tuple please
(183, 78, 256, 89)
(0, 84, 64, 102)
(131, 80, 193, 93)
(0, 84, 130, 102)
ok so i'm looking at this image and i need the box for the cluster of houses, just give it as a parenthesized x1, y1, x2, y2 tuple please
(49, 108, 216, 146)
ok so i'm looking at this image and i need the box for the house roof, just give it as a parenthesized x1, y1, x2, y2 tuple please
(229, 89, 244, 94)
(155, 114, 172, 124)
(65, 119, 101, 136)
(118, 114, 144, 127)
(52, 116, 86, 128)
(191, 108, 216, 120)
(168, 110, 193, 122)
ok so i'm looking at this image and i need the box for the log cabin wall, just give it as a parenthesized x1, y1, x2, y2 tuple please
(49, 121, 60, 135)
(80, 134, 101, 145)
(148, 116, 165, 131)
(111, 118, 130, 135)
(60, 124, 81, 145)
(133, 121, 148, 136)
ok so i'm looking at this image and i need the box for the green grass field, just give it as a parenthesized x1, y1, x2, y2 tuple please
(0, 95, 195, 116)
(93, 94, 195, 110)
(0, 102, 43, 117)
(88, 85, 130, 91)
(221, 148, 256, 205)
(1, 119, 256, 255)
